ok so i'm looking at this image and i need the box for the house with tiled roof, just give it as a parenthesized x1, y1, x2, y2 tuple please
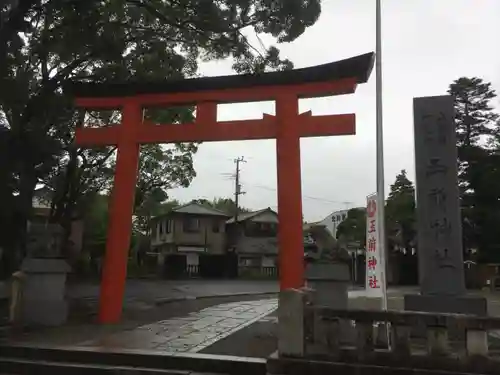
(150, 202, 231, 270)
(226, 207, 279, 272)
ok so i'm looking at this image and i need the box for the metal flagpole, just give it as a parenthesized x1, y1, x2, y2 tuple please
(376, 0, 389, 315)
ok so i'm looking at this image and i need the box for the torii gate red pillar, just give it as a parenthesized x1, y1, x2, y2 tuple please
(69, 53, 374, 323)
(275, 93, 304, 292)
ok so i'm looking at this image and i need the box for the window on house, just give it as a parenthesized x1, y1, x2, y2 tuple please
(212, 221, 220, 233)
(183, 217, 200, 232)
(158, 221, 163, 234)
(166, 219, 173, 233)
(244, 221, 277, 237)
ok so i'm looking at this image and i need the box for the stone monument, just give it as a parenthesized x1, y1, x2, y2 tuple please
(305, 225, 353, 344)
(305, 225, 351, 301)
(19, 223, 71, 326)
(404, 95, 486, 319)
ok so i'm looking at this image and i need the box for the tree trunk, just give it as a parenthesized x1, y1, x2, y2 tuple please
(10, 167, 37, 270)
(50, 111, 84, 263)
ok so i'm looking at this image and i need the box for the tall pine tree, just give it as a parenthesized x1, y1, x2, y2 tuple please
(449, 77, 500, 261)
(448, 78, 498, 147)
(385, 170, 416, 253)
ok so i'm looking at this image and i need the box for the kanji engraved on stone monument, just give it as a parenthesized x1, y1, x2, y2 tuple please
(422, 112, 448, 145)
(413, 95, 465, 296)
(426, 157, 448, 177)
(428, 188, 447, 212)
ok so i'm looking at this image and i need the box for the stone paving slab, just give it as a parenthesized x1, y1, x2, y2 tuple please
(71, 289, 413, 355)
(80, 298, 278, 353)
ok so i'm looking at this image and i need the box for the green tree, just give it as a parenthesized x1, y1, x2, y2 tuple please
(192, 197, 251, 215)
(131, 142, 198, 233)
(448, 78, 499, 191)
(0, 0, 322, 270)
(449, 77, 500, 261)
(448, 78, 498, 148)
(466, 153, 500, 262)
(385, 170, 416, 253)
(336, 208, 366, 249)
(82, 194, 110, 261)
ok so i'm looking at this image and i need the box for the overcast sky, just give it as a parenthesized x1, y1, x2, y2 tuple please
(167, 0, 500, 222)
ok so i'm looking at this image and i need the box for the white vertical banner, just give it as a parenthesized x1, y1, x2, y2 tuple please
(365, 193, 383, 297)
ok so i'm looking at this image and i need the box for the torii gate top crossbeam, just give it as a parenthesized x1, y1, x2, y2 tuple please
(64, 53, 374, 108)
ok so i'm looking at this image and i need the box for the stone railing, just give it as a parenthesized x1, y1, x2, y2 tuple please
(275, 289, 500, 375)
(306, 307, 500, 358)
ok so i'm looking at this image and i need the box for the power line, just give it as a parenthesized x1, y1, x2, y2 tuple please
(248, 183, 354, 206)
(199, 149, 357, 208)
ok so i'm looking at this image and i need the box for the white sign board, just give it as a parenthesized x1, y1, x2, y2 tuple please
(365, 194, 383, 297)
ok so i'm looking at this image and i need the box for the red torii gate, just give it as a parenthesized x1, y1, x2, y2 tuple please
(66, 53, 374, 323)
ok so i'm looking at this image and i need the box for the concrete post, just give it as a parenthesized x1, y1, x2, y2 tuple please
(278, 289, 307, 357)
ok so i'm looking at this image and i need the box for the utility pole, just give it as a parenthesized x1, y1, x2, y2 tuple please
(234, 157, 246, 222)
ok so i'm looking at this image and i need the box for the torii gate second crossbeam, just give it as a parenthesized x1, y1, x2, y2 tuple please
(65, 52, 375, 323)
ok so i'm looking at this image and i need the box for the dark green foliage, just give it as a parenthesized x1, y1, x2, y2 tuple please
(385, 170, 416, 252)
(448, 77, 500, 262)
(0, 0, 321, 268)
(191, 197, 251, 215)
(336, 208, 366, 249)
(336, 171, 416, 255)
(448, 78, 498, 148)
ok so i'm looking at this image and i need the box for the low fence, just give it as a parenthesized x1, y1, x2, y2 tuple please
(273, 289, 500, 375)
(186, 264, 199, 277)
(238, 266, 278, 279)
(161, 253, 238, 279)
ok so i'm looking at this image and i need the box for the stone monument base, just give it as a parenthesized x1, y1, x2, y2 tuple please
(22, 299, 69, 326)
(20, 258, 71, 327)
(404, 294, 487, 339)
(305, 262, 354, 345)
(404, 294, 487, 315)
(305, 262, 350, 306)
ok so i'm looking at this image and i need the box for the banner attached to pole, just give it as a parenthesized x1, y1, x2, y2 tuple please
(365, 193, 383, 298)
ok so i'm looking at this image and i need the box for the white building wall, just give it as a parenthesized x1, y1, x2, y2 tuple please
(317, 209, 350, 238)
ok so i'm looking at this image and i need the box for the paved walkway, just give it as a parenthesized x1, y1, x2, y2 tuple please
(75, 289, 381, 353)
(80, 298, 278, 353)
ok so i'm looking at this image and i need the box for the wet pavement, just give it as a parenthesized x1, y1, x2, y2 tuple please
(74, 289, 374, 355)
(201, 309, 278, 358)
(66, 279, 280, 303)
(80, 298, 278, 353)
(7, 284, 500, 359)
(0, 279, 280, 303)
